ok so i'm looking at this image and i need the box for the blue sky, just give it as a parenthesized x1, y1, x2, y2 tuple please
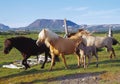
(0, 0, 120, 27)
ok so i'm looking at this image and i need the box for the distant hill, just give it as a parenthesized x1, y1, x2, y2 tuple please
(0, 19, 120, 32)
(0, 23, 10, 31)
(81, 24, 120, 32)
(23, 19, 80, 31)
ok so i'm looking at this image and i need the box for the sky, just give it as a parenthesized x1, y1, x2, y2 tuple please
(0, 0, 120, 28)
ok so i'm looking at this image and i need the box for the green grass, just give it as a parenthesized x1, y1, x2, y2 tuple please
(0, 33, 120, 84)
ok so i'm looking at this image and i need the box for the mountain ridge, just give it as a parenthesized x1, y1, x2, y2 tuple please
(0, 19, 120, 32)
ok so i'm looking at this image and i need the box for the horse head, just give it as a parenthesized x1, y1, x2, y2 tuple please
(67, 29, 88, 38)
(4, 39, 13, 54)
(36, 28, 59, 46)
(36, 29, 46, 46)
(78, 29, 92, 36)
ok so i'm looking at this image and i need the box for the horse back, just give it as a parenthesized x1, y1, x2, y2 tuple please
(49, 37, 77, 55)
(12, 37, 50, 56)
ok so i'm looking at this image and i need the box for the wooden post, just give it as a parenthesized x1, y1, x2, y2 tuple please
(108, 26, 113, 37)
(64, 18, 68, 38)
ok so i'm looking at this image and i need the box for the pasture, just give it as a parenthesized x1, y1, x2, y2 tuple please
(0, 32, 120, 84)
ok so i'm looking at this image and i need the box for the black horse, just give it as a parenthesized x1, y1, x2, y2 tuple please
(4, 36, 59, 70)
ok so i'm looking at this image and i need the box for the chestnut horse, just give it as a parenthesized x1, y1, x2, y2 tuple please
(4, 36, 59, 70)
(36, 29, 82, 70)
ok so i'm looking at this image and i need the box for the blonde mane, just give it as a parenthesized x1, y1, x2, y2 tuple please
(78, 29, 91, 36)
(38, 28, 59, 41)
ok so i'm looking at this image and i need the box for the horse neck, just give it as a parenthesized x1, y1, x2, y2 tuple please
(9, 38, 22, 49)
(46, 30, 59, 40)
(69, 35, 81, 40)
(69, 36, 82, 48)
(44, 36, 59, 48)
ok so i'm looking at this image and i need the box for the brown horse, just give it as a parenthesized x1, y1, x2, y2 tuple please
(36, 29, 82, 70)
(4, 36, 59, 70)
(68, 29, 119, 59)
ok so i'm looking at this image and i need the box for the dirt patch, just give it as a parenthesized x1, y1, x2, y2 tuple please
(47, 72, 104, 84)
(47, 71, 120, 84)
(100, 72, 120, 84)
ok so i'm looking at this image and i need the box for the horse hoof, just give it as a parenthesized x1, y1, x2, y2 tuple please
(24, 67, 28, 70)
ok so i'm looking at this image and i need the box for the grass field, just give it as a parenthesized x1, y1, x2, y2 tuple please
(0, 32, 120, 84)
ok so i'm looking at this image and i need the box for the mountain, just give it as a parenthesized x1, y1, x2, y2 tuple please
(81, 24, 120, 32)
(0, 23, 10, 31)
(24, 19, 80, 31)
(1, 19, 120, 32)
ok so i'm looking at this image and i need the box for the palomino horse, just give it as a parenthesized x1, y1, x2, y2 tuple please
(68, 29, 119, 59)
(4, 36, 59, 70)
(36, 29, 82, 70)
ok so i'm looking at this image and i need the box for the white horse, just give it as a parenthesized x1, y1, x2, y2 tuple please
(68, 29, 119, 59)
(36, 29, 82, 70)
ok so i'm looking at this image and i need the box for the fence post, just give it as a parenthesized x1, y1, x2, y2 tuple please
(64, 18, 68, 38)
(108, 26, 113, 37)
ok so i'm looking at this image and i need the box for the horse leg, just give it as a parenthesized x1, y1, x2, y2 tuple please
(49, 53, 55, 71)
(75, 52, 80, 68)
(83, 55, 86, 69)
(93, 48, 99, 67)
(22, 53, 30, 70)
(87, 55, 90, 68)
(111, 48, 116, 58)
(80, 50, 84, 67)
(22, 58, 30, 70)
(41, 52, 48, 69)
(61, 54, 68, 69)
(94, 54, 98, 67)
(48, 52, 56, 66)
(108, 47, 116, 59)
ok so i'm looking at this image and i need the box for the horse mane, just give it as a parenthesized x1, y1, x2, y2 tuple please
(78, 29, 92, 36)
(68, 29, 91, 38)
(40, 29, 59, 40)
(6, 36, 35, 43)
(67, 32, 76, 38)
(78, 29, 85, 32)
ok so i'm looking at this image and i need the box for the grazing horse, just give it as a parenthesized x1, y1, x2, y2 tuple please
(76, 42, 98, 68)
(36, 29, 82, 70)
(4, 36, 59, 70)
(68, 29, 119, 59)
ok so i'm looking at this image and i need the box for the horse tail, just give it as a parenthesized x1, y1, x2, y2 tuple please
(111, 37, 120, 45)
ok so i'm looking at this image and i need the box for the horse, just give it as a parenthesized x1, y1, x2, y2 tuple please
(4, 36, 59, 70)
(36, 29, 82, 70)
(76, 42, 98, 68)
(68, 29, 119, 59)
